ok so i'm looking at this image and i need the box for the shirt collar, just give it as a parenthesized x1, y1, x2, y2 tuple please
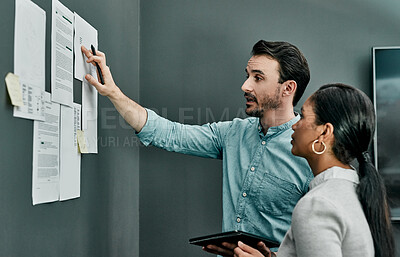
(257, 113, 300, 136)
(309, 166, 359, 190)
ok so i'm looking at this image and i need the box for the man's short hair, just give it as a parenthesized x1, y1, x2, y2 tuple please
(252, 40, 310, 106)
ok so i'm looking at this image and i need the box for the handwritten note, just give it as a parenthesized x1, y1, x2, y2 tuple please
(5, 72, 23, 106)
(76, 129, 89, 153)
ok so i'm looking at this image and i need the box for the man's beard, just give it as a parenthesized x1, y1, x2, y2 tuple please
(245, 88, 282, 117)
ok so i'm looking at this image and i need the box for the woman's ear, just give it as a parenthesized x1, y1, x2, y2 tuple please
(318, 123, 335, 144)
(282, 80, 297, 97)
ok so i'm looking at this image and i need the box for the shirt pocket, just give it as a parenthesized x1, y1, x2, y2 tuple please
(255, 172, 300, 216)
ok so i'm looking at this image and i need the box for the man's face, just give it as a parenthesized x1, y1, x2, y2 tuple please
(241, 55, 283, 117)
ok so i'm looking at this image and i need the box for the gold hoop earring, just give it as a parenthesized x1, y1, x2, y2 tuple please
(312, 140, 326, 155)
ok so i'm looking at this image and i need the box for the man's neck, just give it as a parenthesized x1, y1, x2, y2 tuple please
(259, 107, 295, 135)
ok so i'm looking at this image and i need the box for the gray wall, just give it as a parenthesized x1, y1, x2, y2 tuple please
(139, 0, 400, 256)
(0, 0, 140, 256)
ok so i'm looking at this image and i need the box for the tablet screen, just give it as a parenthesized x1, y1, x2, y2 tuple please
(189, 230, 280, 249)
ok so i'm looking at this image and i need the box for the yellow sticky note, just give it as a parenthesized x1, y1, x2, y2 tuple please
(76, 130, 89, 154)
(5, 72, 23, 106)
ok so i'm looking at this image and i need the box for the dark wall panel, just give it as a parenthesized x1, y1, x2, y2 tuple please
(139, 0, 400, 256)
(0, 0, 140, 256)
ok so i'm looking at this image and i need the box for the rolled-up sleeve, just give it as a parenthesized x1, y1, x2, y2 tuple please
(136, 108, 232, 159)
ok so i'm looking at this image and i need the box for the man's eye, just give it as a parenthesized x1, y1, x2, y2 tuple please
(255, 76, 262, 81)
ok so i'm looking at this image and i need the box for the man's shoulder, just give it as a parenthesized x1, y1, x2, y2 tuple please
(229, 116, 258, 125)
(213, 116, 258, 128)
(212, 117, 258, 137)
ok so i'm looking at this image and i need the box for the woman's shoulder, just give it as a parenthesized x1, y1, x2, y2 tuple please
(294, 178, 362, 221)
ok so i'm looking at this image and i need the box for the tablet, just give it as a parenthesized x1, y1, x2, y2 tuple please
(189, 230, 280, 249)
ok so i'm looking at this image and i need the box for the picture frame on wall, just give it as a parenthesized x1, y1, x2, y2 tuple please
(373, 46, 400, 220)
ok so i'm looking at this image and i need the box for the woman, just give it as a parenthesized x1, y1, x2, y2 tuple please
(230, 83, 395, 257)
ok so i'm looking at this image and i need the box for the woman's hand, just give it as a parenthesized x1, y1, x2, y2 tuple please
(233, 241, 276, 257)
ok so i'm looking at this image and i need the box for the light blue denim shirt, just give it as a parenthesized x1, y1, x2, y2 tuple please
(137, 109, 313, 245)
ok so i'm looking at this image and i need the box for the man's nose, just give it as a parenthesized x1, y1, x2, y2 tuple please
(241, 78, 252, 92)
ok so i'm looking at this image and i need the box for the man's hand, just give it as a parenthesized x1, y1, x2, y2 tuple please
(80, 45, 147, 132)
(81, 45, 120, 99)
(202, 242, 237, 256)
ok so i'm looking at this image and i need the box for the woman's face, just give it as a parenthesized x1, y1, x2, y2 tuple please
(291, 98, 323, 158)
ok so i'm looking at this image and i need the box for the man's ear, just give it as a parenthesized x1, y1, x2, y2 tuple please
(282, 80, 297, 97)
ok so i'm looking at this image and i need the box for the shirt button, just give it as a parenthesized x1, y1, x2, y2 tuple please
(242, 192, 247, 197)
(262, 141, 266, 145)
(250, 167, 255, 171)
(236, 217, 241, 223)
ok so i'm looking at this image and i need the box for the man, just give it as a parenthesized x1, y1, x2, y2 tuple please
(82, 40, 313, 256)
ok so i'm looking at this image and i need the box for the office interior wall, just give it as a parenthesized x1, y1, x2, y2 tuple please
(0, 0, 140, 256)
(139, 0, 400, 256)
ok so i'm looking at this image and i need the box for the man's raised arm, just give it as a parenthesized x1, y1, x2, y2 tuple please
(81, 45, 147, 132)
